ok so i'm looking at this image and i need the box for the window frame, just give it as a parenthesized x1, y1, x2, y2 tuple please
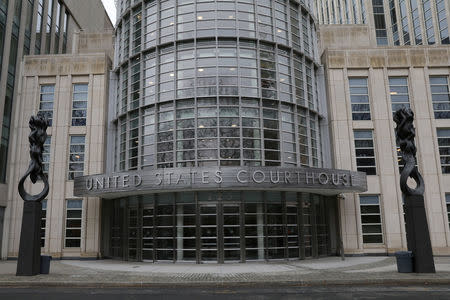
(359, 195, 384, 244)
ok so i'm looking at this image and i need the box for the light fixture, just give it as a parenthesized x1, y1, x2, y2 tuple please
(390, 91, 398, 95)
(280, 78, 285, 82)
(75, 155, 80, 159)
(229, 67, 236, 71)
(148, 81, 154, 85)
(277, 29, 282, 33)
(198, 68, 204, 72)
(199, 125, 205, 128)
(170, 22, 174, 25)
(228, 15, 234, 19)
(197, 16, 203, 20)
(231, 124, 237, 127)
(169, 73, 174, 77)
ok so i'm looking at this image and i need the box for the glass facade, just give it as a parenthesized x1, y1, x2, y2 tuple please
(0, 0, 76, 183)
(102, 191, 338, 263)
(114, 0, 323, 171)
(106, 0, 337, 263)
(315, 0, 449, 46)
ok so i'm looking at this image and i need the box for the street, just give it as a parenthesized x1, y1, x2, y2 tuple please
(0, 285, 450, 299)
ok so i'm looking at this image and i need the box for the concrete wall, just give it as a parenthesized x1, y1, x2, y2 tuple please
(64, 0, 114, 31)
(322, 43, 450, 255)
(2, 53, 111, 259)
(72, 31, 115, 61)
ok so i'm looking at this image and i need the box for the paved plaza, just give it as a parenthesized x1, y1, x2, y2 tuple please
(1, 256, 450, 287)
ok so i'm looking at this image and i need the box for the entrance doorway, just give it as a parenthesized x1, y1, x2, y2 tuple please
(104, 191, 338, 263)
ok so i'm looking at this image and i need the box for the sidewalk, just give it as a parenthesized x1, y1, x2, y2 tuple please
(1, 256, 450, 287)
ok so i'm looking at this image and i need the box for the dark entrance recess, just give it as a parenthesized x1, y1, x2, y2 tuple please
(101, 191, 339, 263)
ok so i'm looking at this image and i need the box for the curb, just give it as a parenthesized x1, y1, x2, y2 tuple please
(1, 278, 450, 288)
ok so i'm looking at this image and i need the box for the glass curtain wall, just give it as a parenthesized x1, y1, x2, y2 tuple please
(102, 191, 338, 263)
(114, 0, 323, 171)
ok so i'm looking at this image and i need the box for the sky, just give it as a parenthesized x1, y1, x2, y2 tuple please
(101, 0, 117, 25)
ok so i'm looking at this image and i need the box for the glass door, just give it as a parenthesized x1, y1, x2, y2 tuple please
(142, 205, 154, 261)
(127, 207, 138, 260)
(200, 204, 217, 262)
(156, 203, 174, 261)
(303, 198, 313, 258)
(222, 204, 240, 262)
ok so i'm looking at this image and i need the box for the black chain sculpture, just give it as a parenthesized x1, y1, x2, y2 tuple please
(393, 107, 435, 273)
(393, 108, 424, 196)
(18, 115, 49, 202)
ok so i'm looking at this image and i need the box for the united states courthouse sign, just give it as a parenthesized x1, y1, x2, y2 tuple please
(74, 166, 367, 198)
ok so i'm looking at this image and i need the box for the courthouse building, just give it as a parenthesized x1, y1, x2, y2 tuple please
(316, 0, 450, 255)
(0, 0, 113, 259)
(73, 0, 367, 263)
(3, 0, 450, 263)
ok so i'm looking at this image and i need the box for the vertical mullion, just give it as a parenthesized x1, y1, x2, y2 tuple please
(239, 191, 245, 263)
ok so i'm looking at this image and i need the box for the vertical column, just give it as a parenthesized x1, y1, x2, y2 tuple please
(176, 204, 183, 261)
(257, 202, 264, 260)
(412, 67, 447, 251)
(371, 67, 403, 252)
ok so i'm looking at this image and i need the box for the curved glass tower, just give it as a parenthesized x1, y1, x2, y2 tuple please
(86, 0, 365, 263)
(114, 0, 322, 170)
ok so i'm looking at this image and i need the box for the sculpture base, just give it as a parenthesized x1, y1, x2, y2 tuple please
(16, 201, 41, 276)
(404, 195, 436, 273)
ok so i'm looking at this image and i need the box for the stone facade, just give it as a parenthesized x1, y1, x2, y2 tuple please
(2, 32, 112, 259)
(322, 24, 450, 255)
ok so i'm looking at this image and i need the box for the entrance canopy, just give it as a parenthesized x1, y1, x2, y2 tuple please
(74, 167, 367, 198)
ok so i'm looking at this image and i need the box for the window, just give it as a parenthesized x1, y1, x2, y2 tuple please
(399, 0, 410, 45)
(435, 0, 449, 44)
(410, 0, 423, 44)
(41, 199, 47, 247)
(43, 136, 51, 178)
(54, 1, 61, 53)
(360, 0, 367, 24)
(45, 0, 54, 54)
(65, 199, 82, 248)
(72, 84, 88, 126)
(437, 129, 450, 173)
(423, 0, 435, 44)
(38, 85, 55, 126)
(68, 136, 85, 180)
(23, 0, 34, 55)
(389, 77, 410, 114)
(446, 194, 450, 230)
(360, 195, 383, 243)
(349, 77, 371, 120)
(62, 12, 68, 53)
(389, 0, 400, 45)
(430, 76, 450, 119)
(35, 0, 44, 54)
(132, 7, 142, 55)
(372, 0, 388, 45)
(354, 130, 376, 175)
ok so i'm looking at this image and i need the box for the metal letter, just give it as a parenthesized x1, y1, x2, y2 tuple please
(237, 170, 248, 183)
(305, 172, 314, 184)
(252, 170, 265, 183)
(155, 173, 162, 185)
(214, 170, 223, 184)
(134, 174, 142, 187)
(202, 171, 209, 184)
(86, 178, 93, 191)
(318, 173, 329, 185)
(270, 171, 280, 183)
(123, 175, 129, 188)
